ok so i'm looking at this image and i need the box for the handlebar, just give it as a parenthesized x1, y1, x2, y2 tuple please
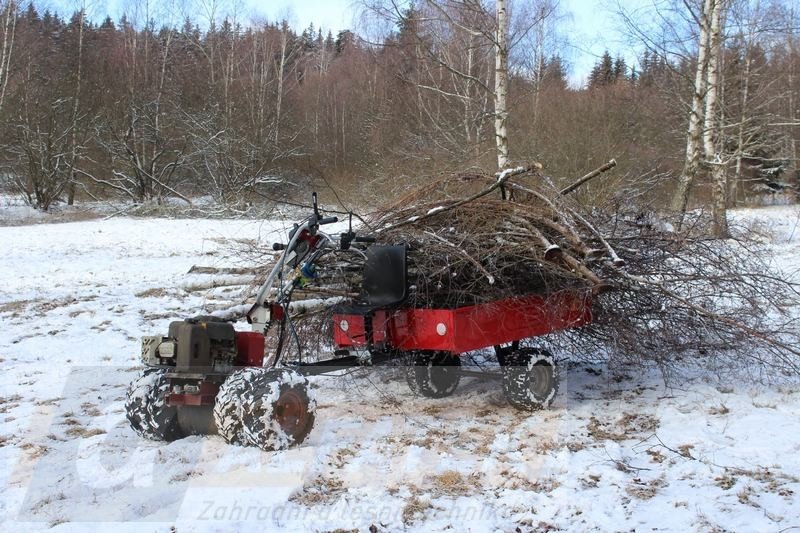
(318, 216, 338, 225)
(354, 236, 376, 243)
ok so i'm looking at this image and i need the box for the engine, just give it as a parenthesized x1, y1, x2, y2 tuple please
(141, 317, 238, 373)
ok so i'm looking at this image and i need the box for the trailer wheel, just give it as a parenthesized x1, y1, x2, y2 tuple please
(241, 369, 317, 451)
(502, 348, 558, 410)
(125, 368, 183, 441)
(406, 352, 461, 398)
(214, 368, 263, 445)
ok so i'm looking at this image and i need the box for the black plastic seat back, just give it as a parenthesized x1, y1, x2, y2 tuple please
(362, 245, 407, 309)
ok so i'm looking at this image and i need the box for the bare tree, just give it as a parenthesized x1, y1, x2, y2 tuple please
(0, 0, 16, 113)
(788, 8, 798, 182)
(273, 21, 296, 146)
(494, 0, 509, 168)
(81, 1, 191, 204)
(362, 0, 555, 171)
(66, 3, 87, 205)
(8, 101, 77, 210)
(705, 0, 728, 237)
(672, 0, 714, 214)
(723, 0, 793, 206)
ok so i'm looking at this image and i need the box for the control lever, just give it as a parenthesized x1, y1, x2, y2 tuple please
(340, 212, 355, 250)
(340, 213, 376, 249)
(312, 192, 320, 219)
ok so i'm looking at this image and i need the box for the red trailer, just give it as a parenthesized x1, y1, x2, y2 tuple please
(328, 276, 592, 409)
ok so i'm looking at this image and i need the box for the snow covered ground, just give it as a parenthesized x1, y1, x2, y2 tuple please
(1, 206, 799, 532)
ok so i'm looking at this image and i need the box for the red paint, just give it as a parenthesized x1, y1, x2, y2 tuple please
(331, 310, 389, 346)
(333, 291, 592, 354)
(333, 314, 366, 346)
(269, 303, 285, 322)
(235, 331, 266, 366)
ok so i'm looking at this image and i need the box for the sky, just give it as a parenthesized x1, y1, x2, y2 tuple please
(563, 0, 638, 85)
(238, 0, 635, 87)
(252, 0, 639, 87)
(46, 0, 637, 87)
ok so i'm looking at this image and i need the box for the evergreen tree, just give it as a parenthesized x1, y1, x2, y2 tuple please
(588, 51, 614, 87)
(542, 55, 568, 90)
(613, 56, 627, 81)
(335, 29, 354, 55)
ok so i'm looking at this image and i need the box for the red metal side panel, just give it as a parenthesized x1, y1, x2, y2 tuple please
(450, 292, 591, 352)
(235, 331, 265, 366)
(390, 291, 592, 353)
(333, 312, 390, 348)
(373, 310, 389, 344)
(390, 308, 457, 352)
(333, 314, 365, 347)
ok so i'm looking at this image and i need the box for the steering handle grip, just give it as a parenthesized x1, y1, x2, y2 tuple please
(272, 242, 286, 251)
(318, 216, 338, 225)
(354, 236, 376, 243)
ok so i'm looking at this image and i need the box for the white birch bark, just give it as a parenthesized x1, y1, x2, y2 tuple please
(671, 0, 713, 213)
(494, 0, 509, 170)
(0, 0, 17, 113)
(731, 29, 754, 208)
(275, 25, 288, 146)
(704, 0, 728, 238)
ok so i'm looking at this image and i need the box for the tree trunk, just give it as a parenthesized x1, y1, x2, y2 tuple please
(0, 0, 16, 113)
(464, 44, 473, 145)
(671, 0, 713, 214)
(275, 27, 288, 147)
(705, 0, 728, 238)
(788, 16, 798, 186)
(494, 0, 509, 170)
(731, 36, 753, 208)
(68, 7, 85, 206)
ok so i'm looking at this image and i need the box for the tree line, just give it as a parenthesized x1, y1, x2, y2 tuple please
(0, 0, 797, 220)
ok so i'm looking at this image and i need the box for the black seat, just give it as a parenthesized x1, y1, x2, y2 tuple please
(337, 245, 407, 314)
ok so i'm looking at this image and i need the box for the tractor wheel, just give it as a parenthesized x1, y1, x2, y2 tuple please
(406, 352, 461, 398)
(502, 348, 558, 411)
(213, 367, 263, 446)
(241, 369, 316, 451)
(125, 368, 183, 441)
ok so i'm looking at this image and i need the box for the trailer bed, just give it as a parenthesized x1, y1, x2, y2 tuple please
(333, 290, 592, 354)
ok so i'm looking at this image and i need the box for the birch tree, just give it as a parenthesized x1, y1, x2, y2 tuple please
(671, 0, 714, 214)
(705, 0, 728, 237)
(0, 0, 16, 113)
(494, 0, 509, 168)
(665, 0, 729, 236)
(274, 22, 295, 146)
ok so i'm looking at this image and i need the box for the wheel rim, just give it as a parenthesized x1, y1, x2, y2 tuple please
(427, 357, 460, 392)
(529, 362, 554, 399)
(274, 390, 308, 437)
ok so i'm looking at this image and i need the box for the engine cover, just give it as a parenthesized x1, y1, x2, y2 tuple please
(168, 319, 236, 372)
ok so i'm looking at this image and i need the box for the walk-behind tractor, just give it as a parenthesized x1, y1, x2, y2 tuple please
(126, 194, 592, 450)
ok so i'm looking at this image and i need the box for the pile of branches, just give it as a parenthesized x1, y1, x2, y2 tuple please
(338, 165, 799, 372)
(365, 165, 620, 307)
(242, 163, 800, 373)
